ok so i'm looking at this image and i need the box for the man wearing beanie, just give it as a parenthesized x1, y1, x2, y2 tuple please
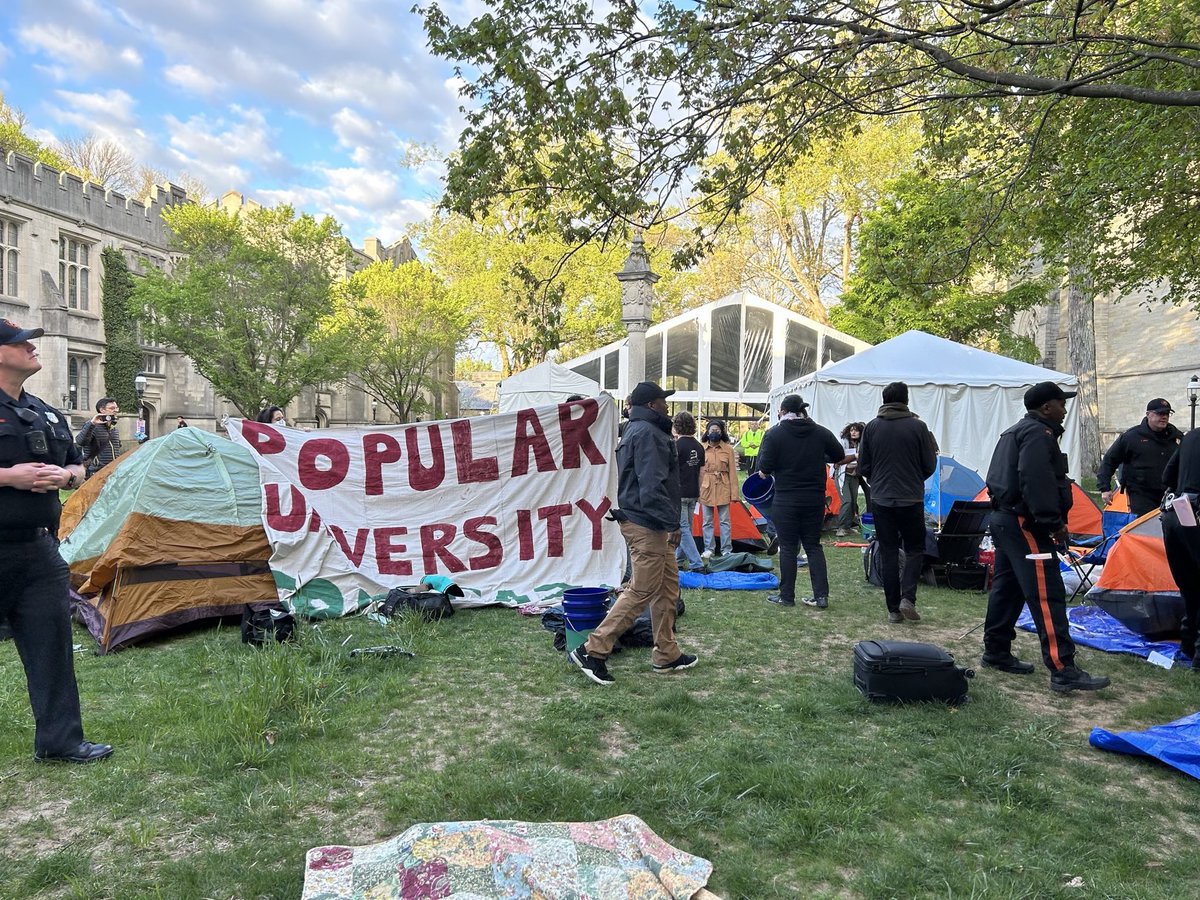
(1096, 397, 1183, 516)
(569, 381, 697, 685)
(982, 381, 1110, 693)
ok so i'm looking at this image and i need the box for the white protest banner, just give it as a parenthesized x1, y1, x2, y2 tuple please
(226, 396, 623, 616)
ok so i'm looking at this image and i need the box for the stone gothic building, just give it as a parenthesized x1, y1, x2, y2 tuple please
(0, 151, 456, 437)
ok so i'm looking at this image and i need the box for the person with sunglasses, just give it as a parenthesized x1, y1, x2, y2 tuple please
(0, 319, 112, 764)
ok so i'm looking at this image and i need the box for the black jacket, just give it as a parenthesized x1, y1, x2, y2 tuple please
(616, 406, 681, 532)
(986, 412, 1072, 533)
(1096, 418, 1183, 500)
(76, 419, 123, 475)
(757, 417, 845, 498)
(858, 403, 938, 506)
(675, 435, 705, 499)
(0, 389, 81, 529)
(1163, 430, 1200, 496)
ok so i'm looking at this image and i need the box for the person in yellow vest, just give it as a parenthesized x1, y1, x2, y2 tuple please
(739, 416, 768, 473)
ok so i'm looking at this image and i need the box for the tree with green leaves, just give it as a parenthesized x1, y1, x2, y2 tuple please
(1, 93, 71, 169)
(831, 171, 1049, 359)
(420, 1, 1197, 251)
(349, 261, 469, 423)
(419, 210, 687, 375)
(99, 248, 143, 412)
(131, 203, 365, 417)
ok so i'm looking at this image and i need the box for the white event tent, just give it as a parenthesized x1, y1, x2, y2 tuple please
(496, 361, 603, 413)
(767, 330, 1083, 479)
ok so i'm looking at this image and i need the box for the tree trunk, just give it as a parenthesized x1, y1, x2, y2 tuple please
(1065, 259, 1102, 478)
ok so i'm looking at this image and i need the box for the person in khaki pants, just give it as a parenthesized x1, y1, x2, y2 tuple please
(569, 381, 698, 685)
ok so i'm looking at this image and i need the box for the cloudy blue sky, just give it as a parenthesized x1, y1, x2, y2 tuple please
(0, 0, 478, 246)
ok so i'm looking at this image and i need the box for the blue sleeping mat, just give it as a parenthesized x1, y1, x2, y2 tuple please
(679, 571, 779, 590)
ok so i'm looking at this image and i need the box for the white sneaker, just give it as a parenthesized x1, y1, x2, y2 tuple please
(701, 549, 713, 561)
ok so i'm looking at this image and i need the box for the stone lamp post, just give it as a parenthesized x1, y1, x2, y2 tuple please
(616, 231, 659, 393)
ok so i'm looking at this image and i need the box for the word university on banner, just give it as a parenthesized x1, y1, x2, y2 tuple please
(226, 396, 623, 617)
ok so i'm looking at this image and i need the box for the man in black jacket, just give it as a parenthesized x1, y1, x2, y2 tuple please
(982, 382, 1110, 693)
(76, 396, 122, 479)
(858, 382, 938, 624)
(1162, 432, 1200, 666)
(1096, 398, 1183, 516)
(757, 394, 847, 609)
(569, 382, 697, 685)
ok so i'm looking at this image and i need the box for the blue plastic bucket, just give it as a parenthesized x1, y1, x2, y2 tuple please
(742, 472, 775, 513)
(861, 513, 875, 541)
(562, 587, 608, 652)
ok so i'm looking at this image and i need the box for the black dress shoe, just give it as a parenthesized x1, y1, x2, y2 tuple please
(982, 654, 1035, 675)
(34, 741, 114, 764)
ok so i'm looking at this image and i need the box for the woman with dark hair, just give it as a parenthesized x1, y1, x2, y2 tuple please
(757, 395, 849, 609)
(699, 419, 738, 559)
(835, 421, 869, 537)
(256, 406, 287, 426)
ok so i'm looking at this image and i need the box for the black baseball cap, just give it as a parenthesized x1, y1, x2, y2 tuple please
(1024, 381, 1077, 410)
(0, 319, 44, 345)
(1146, 398, 1174, 414)
(628, 381, 675, 406)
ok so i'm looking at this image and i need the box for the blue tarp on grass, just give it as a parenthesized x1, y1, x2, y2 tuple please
(1017, 604, 1185, 660)
(679, 571, 779, 591)
(1090, 711, 1200, 781)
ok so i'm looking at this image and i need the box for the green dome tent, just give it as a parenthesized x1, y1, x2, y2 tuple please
(60, 427, 276, 652)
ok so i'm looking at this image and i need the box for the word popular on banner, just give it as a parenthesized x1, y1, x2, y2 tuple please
(227, 397, 624, 615)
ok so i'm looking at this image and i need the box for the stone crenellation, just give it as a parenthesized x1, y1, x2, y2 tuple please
(1, 147, 187, 247)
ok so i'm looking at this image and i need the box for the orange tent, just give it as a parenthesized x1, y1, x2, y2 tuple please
(1087, 512, 1182, 639)
(973, 483, 1101, 538)
(691, 500, 769, 552)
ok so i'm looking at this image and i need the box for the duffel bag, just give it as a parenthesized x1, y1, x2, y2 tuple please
(853, 639, 973, 705)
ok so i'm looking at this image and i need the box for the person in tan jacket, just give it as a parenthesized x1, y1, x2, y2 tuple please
(700, 419, 739, 558)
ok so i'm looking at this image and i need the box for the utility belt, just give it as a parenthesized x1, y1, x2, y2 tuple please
(0, 526, 49, 543)
(1161, 492, 1200, 514)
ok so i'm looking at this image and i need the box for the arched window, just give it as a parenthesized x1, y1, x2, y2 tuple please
(79, 359, 91, 411)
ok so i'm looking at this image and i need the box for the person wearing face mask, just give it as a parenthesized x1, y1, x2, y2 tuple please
(699, 419, 739, 559)
(256, 406, 287, 426)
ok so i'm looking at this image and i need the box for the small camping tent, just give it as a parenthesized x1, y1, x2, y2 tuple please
(496, 361, 602, 413)
(925, 455, 986, 525)
(973, 484, 1102, 539)
(767, 331, 1082, 480)
(1087, 512, 1182, 639)
(60, 428, 276, 652)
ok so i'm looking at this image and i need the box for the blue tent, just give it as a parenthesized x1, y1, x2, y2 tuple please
(924, 455, 986, 524)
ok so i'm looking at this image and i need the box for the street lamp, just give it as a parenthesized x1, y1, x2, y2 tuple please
(68, 383, 76, 409)
(134, 373, 147, 399)
(371, 398, 378, 422)
(1188, 374, 1199, 431)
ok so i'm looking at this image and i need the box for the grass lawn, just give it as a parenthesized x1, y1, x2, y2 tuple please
(2, 543, 1199, 899)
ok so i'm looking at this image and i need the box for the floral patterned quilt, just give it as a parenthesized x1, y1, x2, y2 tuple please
(302, 813, 714, 900)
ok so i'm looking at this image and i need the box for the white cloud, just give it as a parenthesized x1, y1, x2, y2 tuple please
(0, 41, 10, 69)
(52, 88, 138, 125)
(16, 23, 142, 79)
(163, 106, 287, 191)
(164, 64, 224, 97)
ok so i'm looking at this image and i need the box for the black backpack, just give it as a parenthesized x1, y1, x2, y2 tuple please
(240, 603, 296, 646)
(381, 587, 455, 622)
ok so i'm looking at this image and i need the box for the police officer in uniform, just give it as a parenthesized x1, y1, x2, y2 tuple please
(0, 320, 112, 763)
(1096, 398, 1183, 516)
(981, 382, 1111, 693)
(1162, 430, 1200, 667)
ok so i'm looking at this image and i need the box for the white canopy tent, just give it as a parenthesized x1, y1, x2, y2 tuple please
(496, 361, 603, 413)
(767, 331, 1083, 479)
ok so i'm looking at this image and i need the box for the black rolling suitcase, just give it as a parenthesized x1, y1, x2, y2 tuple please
(853, 640, 974, 705)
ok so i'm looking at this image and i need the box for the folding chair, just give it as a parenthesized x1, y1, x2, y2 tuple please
(922, 500, 992, 589)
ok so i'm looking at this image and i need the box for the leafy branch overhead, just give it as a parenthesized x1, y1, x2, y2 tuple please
(420, 0, 1200, 305)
